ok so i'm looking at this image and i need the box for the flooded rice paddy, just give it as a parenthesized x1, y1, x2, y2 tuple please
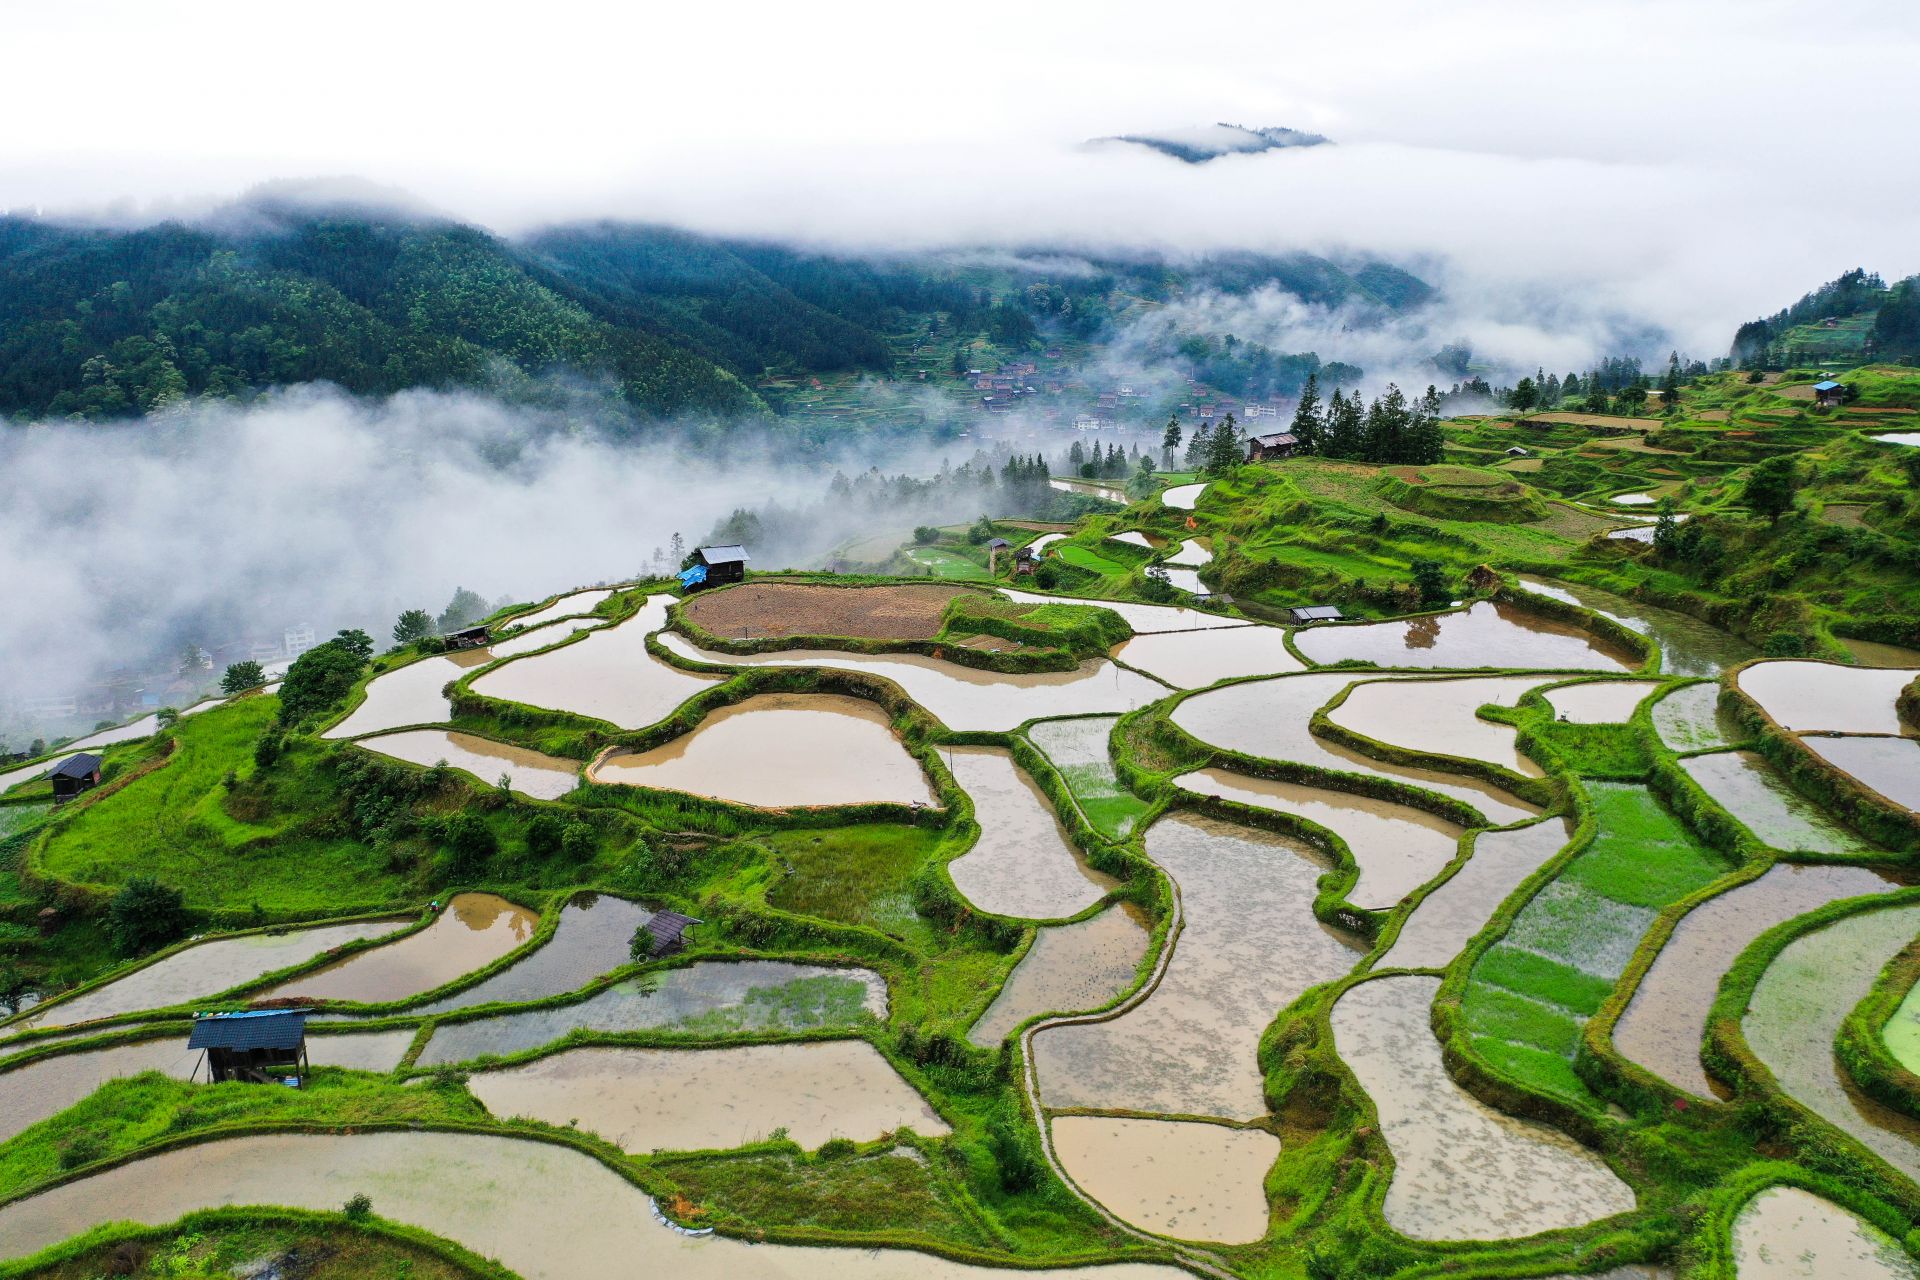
(1329, 675, 1551, 776)
(1331, 975, 1635, 1239)
(968, 904, 1150, 1045)
(323, 654, 472, 739)
(1171, 673, 1541, 825)
(591, 693, 934, 808)
(1652, 682, 1740, 751)
(261, 893, 538, 1006)
(1051, 1115, 1277, 1243)
(994, 588, 1248, 634)
(468, 1041, 947, 1152)
(415, 961, 887, 1066)
(1033, 813, 1359, 1119)
(356, 729, 580, 800)
(1378, 819, 1571, 971)
(504, 588, 614, 631)
(1112, 625, 1301, 688)
(1165, 538, 1211, 567)
(1026, 532, 1067, 554)
(656, 630, 1167, 730)
(1160, 567, 1207, 595)
(1840, 636, 1920, 668)
(1024, 715, 1145, 837)
(1745, 901, 1920, 1183)
(1518, 576, 1756, 677)
(483, 616, 607, 660)
(473, 595, 720, 730)
(1174, 767, 1462, 910)
(1885, 977, 1920, 1074)
(1802, 736, 1920, 812)
(1736, 661, 1915, 735)
(1161, 482, 1208, 509)
(1108, 530, 1155, 549)
(1292, 600, 1637, 671)
(0, 1131, 1186, 1279)
(1613, 862, 1897, 1098)
(1542, 679, 1662, 723)
(1, 918, 406, 1037)
(1610, 492, 1657, 505)
(1731, 1185, 1918, 1279)
(409, 894, 650, 1015)
(1872, 432, 1920, 448)
(944, 746, 1114, 919)
(1680, 751, 1870, 853)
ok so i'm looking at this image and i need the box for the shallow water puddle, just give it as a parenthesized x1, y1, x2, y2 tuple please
(1745, 901, 1920, 1183)
(994, 588, 1247, 634)
(1731, 1185, 1918, 1279)
(401, 894, 650, 1016)
(1680, 751, 1869, 853)
(656, 630, 1167, 731)
(1051, 1115, 1276, 1243)
(1171, 672, 1540, 825)
(1033, 813, 1359, 1119)
(357, 729, 581, 800)
(1330, 675, 1552, 776)
(969, 904, 1150, 1046)
(1736, 661, 1915, 735)
(1542, 679, 1662, 723)
(1379, 819, 1571, 970)
(0, 1131, 1187, 1279)
(944, 746, 1113, 919)
(1802, 736, 1920, 813)
(1519, 576, 1756, 678)
(504, 588, 615, 632)
(474, 596, 719, 730)
(591, 693, 934, 808)
(1614, 863, 1897, 1098)
(1293, 599, 1636, 671)
(0, 918, 406, 1038)
(1174, 767, 1462, 910)
(416, 961, 887, 1066)
(1112, 625, 1301, 688)
(1330, 975, 1634, 1239)
(471, 1041, 946, 1152)
(1652, 682, 1740, 751)
(260, 893, 538, 1006)
(1161, 482, 1208, 510)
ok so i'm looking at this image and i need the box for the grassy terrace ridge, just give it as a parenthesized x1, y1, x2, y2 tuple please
(5, 365, 1920, 1278)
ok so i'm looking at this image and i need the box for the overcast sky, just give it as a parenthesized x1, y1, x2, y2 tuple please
(2, 0, 1918, 350)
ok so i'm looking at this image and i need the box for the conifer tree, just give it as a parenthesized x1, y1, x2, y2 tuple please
(1290, 373, 1322, 454)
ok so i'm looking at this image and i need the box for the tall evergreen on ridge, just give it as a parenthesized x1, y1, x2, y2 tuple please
(1290, 372, 1322, 454)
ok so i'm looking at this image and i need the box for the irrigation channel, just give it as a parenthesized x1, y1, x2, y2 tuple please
(2, 576, 1917, 1279)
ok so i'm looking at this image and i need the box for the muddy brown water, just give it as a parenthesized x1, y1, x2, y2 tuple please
(503, 588, 615, 632)
(415, 961, 888, 1066)
(356, 729, 581, 800)
(1803, 736, 1920, 813)
(1736, 661, 1915, 735)
(1614, 862, 1898, 1098)
(260, 893, 538, 1006)
(1746, 901, 1920, 1184)
(1379, 819, 1571, 970)
(474, 595, 720, 731)
(1652, 682, 1741, 752)
(1170, 672, 1541, 826)
(591, 693, 935, 808)
(994, 588, 1247, 634)
(656, 630, 1169, 731)
(0, 1130, 1187, 1279)
(323, 654, 467, 739)
(1033, 813, 1360, 1120)
(1174, 768, 1462, 910)
(1680, 751, 1871, 854)
(1112, 626, 1302, 688)
(469, 1041, 947, 1152)
(1841, 636, 1920, 669)
(1025, 716, 1138, 834)
(1329, 675, 1551, 776)
(409, 894, 651, 1015)
(0, 919, 406, 1038)
(1731, 1185, 1918, 1279)
(1330, 974, 1635, 1240)
(1542, 679, 1663, 723)
(1518, 576, 1756, 678)
(944, 746, 1114, 919)
(1293, 599, 1636, 671)
(1051, 1115, 1277, 1243)
(969, 904, 1150, 1046)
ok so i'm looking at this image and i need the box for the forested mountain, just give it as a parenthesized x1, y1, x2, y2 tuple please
(0, 196, 1435, 423)
(1729, 267, 1920, 367)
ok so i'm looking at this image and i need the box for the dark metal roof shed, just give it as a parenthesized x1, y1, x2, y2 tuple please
(642, 910, 702, 957)
(188, 1009, 308, 1052)
(47, 753, 102, 781)
(1289, 605, 1345, 623)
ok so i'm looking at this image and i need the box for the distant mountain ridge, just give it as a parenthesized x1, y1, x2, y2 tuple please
(1092, 123, 1330, 164)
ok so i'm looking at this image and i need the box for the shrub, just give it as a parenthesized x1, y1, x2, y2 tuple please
(816, 1137, 857, 1160)
(106, 876, 189, 957)
(526, 812, 564, 858)
(560, 820, 596, 861)
(277, 641, 366, 727)
(442, 812, 498, 877)
(343, 1193, 373, 1222)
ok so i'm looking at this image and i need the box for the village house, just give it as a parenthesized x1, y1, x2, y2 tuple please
(1812, 380, 1846, 407)
(1246, 431, 1301, 462)
(47, 752, 102, 801)
(680, 545, 749, 591)
(189, 1010, 310, 1086)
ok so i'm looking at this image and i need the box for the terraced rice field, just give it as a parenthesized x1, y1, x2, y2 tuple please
(680, 582, 971, 640)
(1025, 715, 1150, 837)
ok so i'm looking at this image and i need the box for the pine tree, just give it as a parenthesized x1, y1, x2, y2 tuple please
(1161, 415, 1182, 468)
(1185, 422, 1212, 470)
(1289, 373, 1322, 454)
(1204, 413, 1242, 474)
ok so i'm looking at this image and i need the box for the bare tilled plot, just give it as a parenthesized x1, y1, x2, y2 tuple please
(681, 582, 973, 640)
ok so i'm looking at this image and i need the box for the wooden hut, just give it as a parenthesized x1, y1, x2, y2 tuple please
(987, 537, 1011, 573)
(1288, 605, 1344, 624)
(188, 1010, 309, 1086)
(445, 624, 491, 651)
(693, 545, 750, 586)
(46, 753, 102, 801)
(1246, 432, 1300, 462)
(641, 910, 702, 958)
(1812, 380, 1846, 407)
